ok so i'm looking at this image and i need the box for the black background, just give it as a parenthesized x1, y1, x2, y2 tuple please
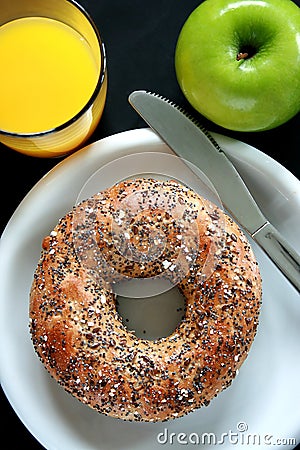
(1, 0, 299, 448)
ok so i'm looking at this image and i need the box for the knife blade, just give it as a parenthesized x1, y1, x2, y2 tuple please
(128, 90, 300, 293)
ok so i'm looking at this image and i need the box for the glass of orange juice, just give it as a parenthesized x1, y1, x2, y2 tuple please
(0, 0, 107, 157)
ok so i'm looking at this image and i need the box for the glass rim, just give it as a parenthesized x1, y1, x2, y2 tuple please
(0, 0, 107, 139)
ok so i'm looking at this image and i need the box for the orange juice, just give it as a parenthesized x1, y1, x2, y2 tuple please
(0, 16, 100, 134)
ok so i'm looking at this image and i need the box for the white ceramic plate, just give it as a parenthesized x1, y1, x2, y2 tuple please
(0, 128, 299, 450)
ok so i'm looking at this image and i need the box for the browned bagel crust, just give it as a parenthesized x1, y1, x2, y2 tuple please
(30, 178, 261, 422)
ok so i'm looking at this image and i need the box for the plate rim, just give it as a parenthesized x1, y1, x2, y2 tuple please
(1, 127, 300, 450)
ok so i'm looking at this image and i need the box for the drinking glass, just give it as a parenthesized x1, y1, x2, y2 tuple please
(0, 0, 107, 157)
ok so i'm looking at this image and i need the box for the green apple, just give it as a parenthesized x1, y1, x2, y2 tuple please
(175, 0, 300, 131)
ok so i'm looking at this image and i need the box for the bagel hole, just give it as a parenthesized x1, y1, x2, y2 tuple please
(116, 284, 185, 341)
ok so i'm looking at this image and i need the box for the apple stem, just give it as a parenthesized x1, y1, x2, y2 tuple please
(236, 52, 249, 61)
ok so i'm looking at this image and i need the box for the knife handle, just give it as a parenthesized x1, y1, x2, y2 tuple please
(253, 223, 300, 293)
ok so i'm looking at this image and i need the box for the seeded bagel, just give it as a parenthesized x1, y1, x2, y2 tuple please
(30, 178, 261, 422)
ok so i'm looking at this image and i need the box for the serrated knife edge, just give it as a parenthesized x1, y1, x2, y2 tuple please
(128, 90, 300, 293)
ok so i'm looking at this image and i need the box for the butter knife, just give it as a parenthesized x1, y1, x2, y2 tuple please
(128, 90, 300, 293)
